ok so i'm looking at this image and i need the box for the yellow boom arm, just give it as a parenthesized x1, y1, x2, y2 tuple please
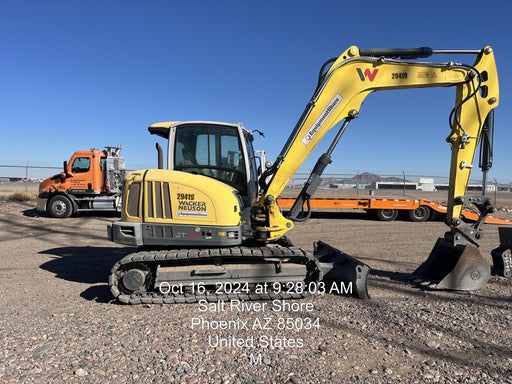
(255, 46, 499, 241)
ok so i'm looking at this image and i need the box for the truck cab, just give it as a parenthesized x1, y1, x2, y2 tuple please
(37, 146, 124, 218)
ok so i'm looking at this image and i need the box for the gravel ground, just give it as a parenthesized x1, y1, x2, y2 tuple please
(1, 200, 512, 384)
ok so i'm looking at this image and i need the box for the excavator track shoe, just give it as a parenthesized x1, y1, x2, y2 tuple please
(410, 238, 490, 290)
(491, 227, 512, 277)
(313, 241, 370, 299)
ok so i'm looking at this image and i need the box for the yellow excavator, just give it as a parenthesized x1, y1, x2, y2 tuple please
(108, 45, 500, 304)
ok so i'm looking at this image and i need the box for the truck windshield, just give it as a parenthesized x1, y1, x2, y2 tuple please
(174, 124, 247, 194)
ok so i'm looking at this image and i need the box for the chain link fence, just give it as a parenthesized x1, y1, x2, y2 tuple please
(291, 172, 511, 192)
(1, 162, 511, 202)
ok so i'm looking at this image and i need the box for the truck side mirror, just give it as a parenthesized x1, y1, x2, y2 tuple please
(63, 161, 72, 177)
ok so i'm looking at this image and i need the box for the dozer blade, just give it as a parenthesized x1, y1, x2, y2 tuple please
(410, 238, 490, 291)
(314, 241, 370, 299)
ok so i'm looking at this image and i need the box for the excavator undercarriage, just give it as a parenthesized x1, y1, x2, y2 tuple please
(109, 242, 369, 304)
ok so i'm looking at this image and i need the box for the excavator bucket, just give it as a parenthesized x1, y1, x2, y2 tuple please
(314, 241, 370, 299)
(410, 238, 490, 291)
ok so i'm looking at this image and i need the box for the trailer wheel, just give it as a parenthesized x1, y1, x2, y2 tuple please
(48, 195, 73, 218)
(375, 209, 398, 221)
(428, 208, 437, 221)
(407, 205, 431, 222)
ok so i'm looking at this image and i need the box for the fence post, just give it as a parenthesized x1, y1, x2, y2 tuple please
(25, 161, 29, 193)
(402, 171, 406, 196)
(356, 171, 359, 196)
(494, 178, 498, 207)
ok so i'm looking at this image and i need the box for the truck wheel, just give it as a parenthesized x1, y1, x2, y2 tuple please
(407, 206, 431, 222)
(48, 195, 73, 218)
(375, 209, 398, 221)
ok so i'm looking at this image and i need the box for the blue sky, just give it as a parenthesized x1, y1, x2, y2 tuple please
(1, 0, 511, 183)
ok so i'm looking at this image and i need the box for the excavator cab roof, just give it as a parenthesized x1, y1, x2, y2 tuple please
(148, 121, 250, 139)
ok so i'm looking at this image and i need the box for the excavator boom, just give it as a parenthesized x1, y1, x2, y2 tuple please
(256, 46, 498, 242)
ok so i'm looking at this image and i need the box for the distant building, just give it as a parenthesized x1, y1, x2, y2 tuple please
(329, 183, 361, 189)
(370, 181, 418, 190)
(435, 184, 496, 192)
(419, 178, 435, 192)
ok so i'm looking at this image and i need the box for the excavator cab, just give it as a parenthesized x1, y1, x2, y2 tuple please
(149, 121, 260, 209)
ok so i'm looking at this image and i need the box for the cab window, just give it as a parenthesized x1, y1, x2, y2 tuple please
(71, 157, 91, 173)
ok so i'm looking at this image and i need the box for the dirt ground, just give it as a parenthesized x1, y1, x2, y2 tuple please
(1, 191, 512, 383)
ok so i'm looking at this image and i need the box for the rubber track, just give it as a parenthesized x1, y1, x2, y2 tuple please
(109, 246, 321, 305)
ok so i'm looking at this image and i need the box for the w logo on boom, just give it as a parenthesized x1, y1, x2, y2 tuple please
(357, 68, 379, 81)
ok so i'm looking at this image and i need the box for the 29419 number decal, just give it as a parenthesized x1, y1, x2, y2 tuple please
(392, 73, 408, 79)
(177, 193, 194, 200)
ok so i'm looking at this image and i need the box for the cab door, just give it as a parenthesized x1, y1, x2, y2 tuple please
(67, 154, 93, 192)
(173, 124, 248, 195)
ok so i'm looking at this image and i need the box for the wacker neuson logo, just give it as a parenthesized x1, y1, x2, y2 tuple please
(301, 93, 342, 145)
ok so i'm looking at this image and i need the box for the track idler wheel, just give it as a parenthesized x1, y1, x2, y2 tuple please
(410, 238, 490, 291)
(122, 269, 147, 292)
(116, 264, 151, 295)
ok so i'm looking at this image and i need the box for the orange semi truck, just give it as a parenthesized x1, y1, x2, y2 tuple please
(36, 146, 125, 218)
